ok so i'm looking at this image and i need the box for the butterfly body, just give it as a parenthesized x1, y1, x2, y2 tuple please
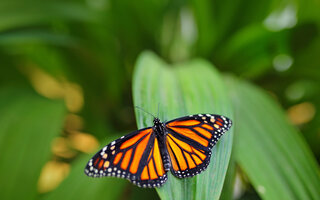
(85, 114, 232, 188)
(152, 118, 171, 171)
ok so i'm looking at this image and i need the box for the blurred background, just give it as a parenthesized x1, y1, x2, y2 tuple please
(0, 0, 319, 199)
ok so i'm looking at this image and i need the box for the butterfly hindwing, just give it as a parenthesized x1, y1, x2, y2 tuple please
(165, 114, 232, 178)
(84, 127, 168, 188)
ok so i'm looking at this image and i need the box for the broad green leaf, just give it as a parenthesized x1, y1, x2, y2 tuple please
(132, 51, 233, 200)
(0, 86, 66, 200)
(220, 156, 236, 200)
(227, 77, 320, 200)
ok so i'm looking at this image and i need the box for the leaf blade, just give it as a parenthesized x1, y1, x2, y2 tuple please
(227, 77, 320, 200)
(0, 86, 66, 200)
(133, 51, 233, 200)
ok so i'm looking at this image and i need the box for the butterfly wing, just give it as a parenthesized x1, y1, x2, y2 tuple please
(164, 114, 232, 178)
(84, 127, 167, 188)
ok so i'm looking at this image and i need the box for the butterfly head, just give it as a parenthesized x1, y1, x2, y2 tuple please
(153, 117, 161, 125)
(153, 117, 165, 135)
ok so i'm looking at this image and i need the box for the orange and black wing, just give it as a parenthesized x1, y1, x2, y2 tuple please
(84, 128, 167, 188)
(165, 114, 232, 178)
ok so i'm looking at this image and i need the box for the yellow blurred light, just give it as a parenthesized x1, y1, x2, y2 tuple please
(38, 161, 70, 193)
(287, 102, 316, 125)
(51, 137, 77, 158)
(64, 114, 84, 131)
(64, 82, 84, 113)
(26, 66, 65, 99)
(23, 66, 84, 113)
(69, 131, 99, 153)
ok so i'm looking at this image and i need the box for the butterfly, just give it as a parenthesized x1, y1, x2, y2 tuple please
(84, 114, 232, 188)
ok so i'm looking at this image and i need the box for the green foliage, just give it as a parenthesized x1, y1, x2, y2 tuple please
(133, 52, 233, 200)
(228, 77, 320, 199)
(0, 86, 66, 200)
(0, 0, 320, 199)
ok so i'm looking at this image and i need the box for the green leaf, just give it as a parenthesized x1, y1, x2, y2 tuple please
(0, 86, 66, 200)
(132, 51, 233, 200)
(220, 156, 236, 200)
(227, 77, 320, 200)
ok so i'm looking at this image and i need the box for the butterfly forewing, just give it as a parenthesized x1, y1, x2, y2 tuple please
(84, 127, 168, 188)
(165, 114, 232, 178)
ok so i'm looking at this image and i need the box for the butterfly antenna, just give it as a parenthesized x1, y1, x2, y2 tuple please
(134, 106, 156, 118)
(157, 103, 160, 118)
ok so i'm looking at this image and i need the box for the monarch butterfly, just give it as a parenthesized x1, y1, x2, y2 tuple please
(84, 113, 232, 188)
